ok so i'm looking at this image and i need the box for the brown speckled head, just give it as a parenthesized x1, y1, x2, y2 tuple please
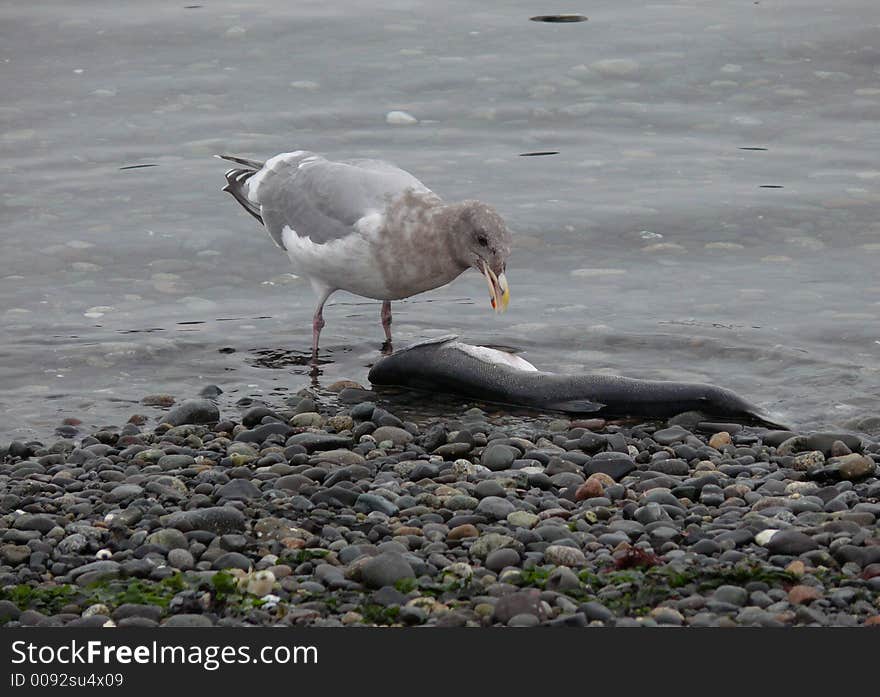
(449, 200, 512, 277)
(446, 200, 512, 312)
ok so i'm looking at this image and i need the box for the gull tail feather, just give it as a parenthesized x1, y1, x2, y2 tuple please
(216, 155, 264, 224)
(215, 153, 265, 169)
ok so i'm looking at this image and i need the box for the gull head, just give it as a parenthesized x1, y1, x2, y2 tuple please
(452, 200, 512, 313)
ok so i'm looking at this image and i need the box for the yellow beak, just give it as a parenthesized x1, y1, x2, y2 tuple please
(481, 261, 510, 313)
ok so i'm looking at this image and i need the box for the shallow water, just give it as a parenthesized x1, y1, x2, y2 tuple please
(2, 0, 879, 439)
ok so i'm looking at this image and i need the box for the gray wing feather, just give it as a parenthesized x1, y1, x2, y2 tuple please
(252, 153, 431, 248)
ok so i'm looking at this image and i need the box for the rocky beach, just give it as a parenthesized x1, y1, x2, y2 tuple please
(4, 0, 880, 644)
(2, 384, 878, 628)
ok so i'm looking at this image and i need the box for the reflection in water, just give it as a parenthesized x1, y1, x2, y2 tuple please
(247, 347, 337, 370)
(529, 15, 589, 23)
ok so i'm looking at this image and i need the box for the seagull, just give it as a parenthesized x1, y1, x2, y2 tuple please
(218, 151, 512, 356)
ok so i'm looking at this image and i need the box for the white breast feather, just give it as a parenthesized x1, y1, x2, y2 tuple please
(281, 226, 391, 298)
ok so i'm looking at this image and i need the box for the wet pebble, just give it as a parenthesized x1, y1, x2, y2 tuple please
(163, 399, 220, 426)
(360, 552, 415, 589)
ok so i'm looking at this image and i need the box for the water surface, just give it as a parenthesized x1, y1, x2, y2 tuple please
(2, 0, 879, 438)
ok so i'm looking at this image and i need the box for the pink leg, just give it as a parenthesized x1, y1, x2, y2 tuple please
(311, 289, 333, 358)
(381, 300, 392, 346)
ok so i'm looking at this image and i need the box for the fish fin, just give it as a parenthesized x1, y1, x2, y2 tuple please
(417, 334, 459, 346)
(547, 399, 605, 414)
(397, 335, 459, 352)
(751, 412, 792, 430)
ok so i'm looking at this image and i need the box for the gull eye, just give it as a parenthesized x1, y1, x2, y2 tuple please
(477, 234, 489, 246)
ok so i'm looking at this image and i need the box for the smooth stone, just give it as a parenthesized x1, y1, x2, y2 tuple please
(242, 406, 282, 428)
(481, 444, 519, 471)
(160, 506, 246, 534)
(112, 603, 163, 623)
(236, 423, 294, 443)
(765, 530, 819, 555)
(275, 474, 314, 493)
(485, 548, 521, 572)
(446, 495, 479, 511)
(157, 454, 196, 470)
(0, 600, 21, 623)
(286, 433, 353, 452)
(447, 524, 480, 540)
(146, 528, 189, 550)
(647, 458, 689, 476)
(507, 613, 540, 627)
(580, 601, 614, 623)
(493, 590, 546, 624)
(67, 616, 111, 628)
(691, 538, 722, 556)
(408, 462, 439, 480)
(216, 479, 262, 500)
(350, 402, 376, 420)
(475, 496, 515, 520)
(584, 453, 636, 481)
(545, 566, 581, 592)
(433, 443, 472, 458)
(507, 511, 539, 529)
(70, 561, 122, 586)
(360, 552, 415, 589)
(212, 552, 252, 571)
(372, 586, 407, 607)
(167, 548, 195, 570)
(470, 533, 519, 560)
(107, 484, 144, 502)
(833, 454, 875, 481)
(792, 451, 825, 471)
(634, 502, 668, 525)
(290, 412, 324, 428)
(474, 479, 505, 498)
(653, 425, 691, 445)
(577, 432, 607, 453)
(0, 545, 30, 566)
(544, 545, 586, 567)
(708, 431, 733, 448)
(163, 614, 214, 627)
(778, 432, 862, 457)
(311, 486, 359, 507)
(12, 514, 57, 534)
(354, 493, 399, 516)
(713, 585, 748, 606)
(163, 399, 219, 426)
(651, 607, 684, 626)
(371, 426, 413, 446)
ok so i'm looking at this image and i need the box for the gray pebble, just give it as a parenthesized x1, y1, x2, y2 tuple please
(164, 399, 220, 426)
(360, 552, 415, 589)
